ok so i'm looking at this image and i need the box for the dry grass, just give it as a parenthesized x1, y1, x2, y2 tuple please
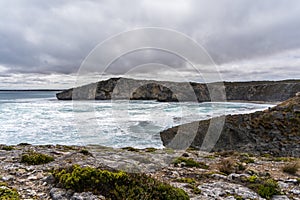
(282, 162, 299, 175)
(218, 158, 235, 175)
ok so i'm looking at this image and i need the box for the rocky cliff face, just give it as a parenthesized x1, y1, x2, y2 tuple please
(56, 78, 300, 102)
(160, 95, 300, 157)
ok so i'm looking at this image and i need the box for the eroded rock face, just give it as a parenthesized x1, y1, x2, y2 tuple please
(160, 96, 300, 157)
(56, 78, 300, 102)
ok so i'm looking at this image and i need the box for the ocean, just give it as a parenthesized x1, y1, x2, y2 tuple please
(0, 91, 274, 148)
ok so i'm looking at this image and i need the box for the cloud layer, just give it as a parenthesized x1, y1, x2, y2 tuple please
(0, 0, 300, 88)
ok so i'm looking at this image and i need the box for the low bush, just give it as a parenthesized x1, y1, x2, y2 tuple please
(122, 147, 140, 152)
(173, 157, 208, 169)
(20, 151, 54, 165)
(176, 178, 196, 184)
(1, 146, 14, 151)
(144, 147, 157, 153)
(53, 165, 189, 200)
(79, 149, 93, 156)
(246, 177, 281, 199)
(0, 185, 20, 200)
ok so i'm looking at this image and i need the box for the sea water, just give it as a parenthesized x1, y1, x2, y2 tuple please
(0, 91, 274, 148)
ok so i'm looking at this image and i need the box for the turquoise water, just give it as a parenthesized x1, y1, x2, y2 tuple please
(0, 91, 274, 148)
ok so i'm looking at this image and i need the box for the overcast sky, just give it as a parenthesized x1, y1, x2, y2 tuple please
(0, 0, 300, 89)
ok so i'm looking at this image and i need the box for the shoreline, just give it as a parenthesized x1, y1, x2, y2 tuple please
(226, 100, 279, 105)
(0, 144, 299, 199)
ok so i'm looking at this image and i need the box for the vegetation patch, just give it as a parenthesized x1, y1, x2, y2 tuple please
(215, 150, 237, 157)
(282, 162, 299, 175)
(273, 157, 292, 162)
(173, 157, 208, 169)
(79, 149, 92, 156)
(175, 178, 201, 195)
(246, 175, 258, 183)
(237, 162, 246, 171)
(176, 178, 196, 184)
(144, 147, 157, 153)
(218, 158, 235, 175)
(186, 147, 198, 152)
(0, 184, 20, 200)
(53, 165, 189, 200)
(0, 146, 14, 151)
(122, 147, 140, 152)
(225, 194, 243, 200)
(245, 177, 281, 199)
(17, 143, 31, 146)
(57, 145, 78, 151)
(20, 151, 54, 165)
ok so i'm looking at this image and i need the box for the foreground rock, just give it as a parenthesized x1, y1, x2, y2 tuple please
(56, 78, 300, 102)
(0, 145, 299, 199)
(160, 95, 300, 157)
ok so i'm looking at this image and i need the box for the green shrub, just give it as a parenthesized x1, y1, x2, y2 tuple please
(79, 149, 92, 156)
(247, 175, 258, 183)
(17, 143, 31, 146)
(176, 178, 196, 184)
(191, 187, 201, 195)
(144, 147, 157, 153)
(53, 165, 189, 200)
(173, 157, 208, 169)
(1, 146, 14, 151)
(249, 179, 281, 199)
(282, 162, 299, 175)
(0, 186, 20, 200)
(20, 151, 54, 165)
(237, 162, 246, 171)
(273, 157, 290, 162)
(122, 147, 140, 152)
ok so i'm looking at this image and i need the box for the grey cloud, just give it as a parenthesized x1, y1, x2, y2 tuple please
(0, 0, 299, 85)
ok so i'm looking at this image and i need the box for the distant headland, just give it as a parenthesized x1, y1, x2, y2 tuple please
(56, 77, 300, 102)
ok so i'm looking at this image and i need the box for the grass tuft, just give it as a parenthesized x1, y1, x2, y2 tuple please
(218, 158, 235, 175)
(282, 162, 299, 175)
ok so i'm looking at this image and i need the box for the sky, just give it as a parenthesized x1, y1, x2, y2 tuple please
(0, 0, 300, 89)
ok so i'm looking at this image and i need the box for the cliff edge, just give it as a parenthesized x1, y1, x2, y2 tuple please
(160, 94, 300, 157)
(56, 78, 300, 102)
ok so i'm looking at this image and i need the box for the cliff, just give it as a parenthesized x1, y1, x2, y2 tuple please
(160, 95, 300, 157)
(56, 78, 300, 102)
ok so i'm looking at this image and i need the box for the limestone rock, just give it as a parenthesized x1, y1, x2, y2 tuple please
(160, 96, 300, 157)
(56, 78, 300, 102)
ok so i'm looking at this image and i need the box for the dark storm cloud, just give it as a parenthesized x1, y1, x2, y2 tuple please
(0, 0, 300, 80)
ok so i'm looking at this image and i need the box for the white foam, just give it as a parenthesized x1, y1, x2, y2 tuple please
(0, 97, 274, 148)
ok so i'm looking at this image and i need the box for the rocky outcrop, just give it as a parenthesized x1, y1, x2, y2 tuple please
(56, 78, 300, 102)
(160, 95, 300, 157)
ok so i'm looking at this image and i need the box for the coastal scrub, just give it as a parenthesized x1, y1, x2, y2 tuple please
(53, 165, 189, 200)
(0, 182, 20, 200)
(173, 157, 209, 169)
(20, 151, 54, 165)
